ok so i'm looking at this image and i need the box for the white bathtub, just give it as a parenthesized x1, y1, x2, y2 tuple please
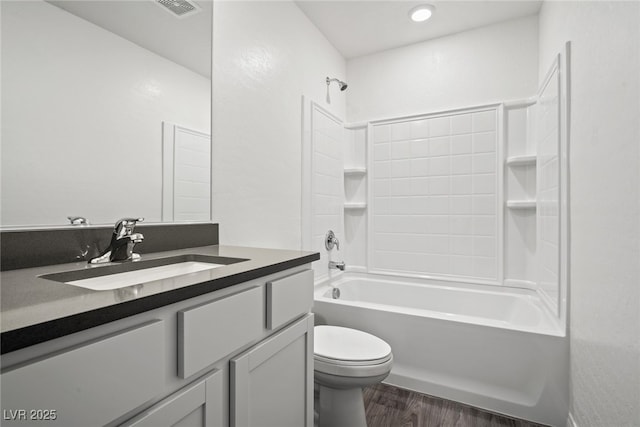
(313, 273, 568, 427)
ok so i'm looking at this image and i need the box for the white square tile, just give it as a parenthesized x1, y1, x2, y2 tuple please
(374, 143, 390, 161)
(473, 216, 496, 236)
(472, 195, 496, 215)
(429, 157, 450, 176)
(411, 196, 430, 213)
(391, 141, 412, 159)
(373, 216, 394, 233)
(374, 161, 391, 178)
(391, 121, 412, 141)
(428, 196, 449, 214)
(473, 236, 496, 257)
(410, 177, 429, 194)
(473, 132, 496, 153)
(391, 178, 412, 195)
(473, 256, 496, 279)
(450, 196, 472, 214)
(451, 237, 473, 255)
(451, 155, 472, 175)
(451, 175, 472, 195)
(410, 158, 429, 177)
(472, 153, 495, 174)
(451, 113, 473, 135)
(430, 254, 451, 274)
(451, 135, 472, 155)
(402, 234, 424, 253)
(411, 139, 429, 158)
(411, 119, 430, 139)
(451, 255, 474, 276)
(373, 124, 390, 143)
(391, 197, 413, 215)
(472, 174, 496, 194)
(373, 197, 391, 214)
(429, 116, 451, 137)
(429, 176, 450, 195)
(427, 235, 450, 255)
(450, 216, 473, 235)
(472, 110, 496, 132)
(429, 137, 450, 157)
(391, 159, 411, 177)
(425, 215, 449, 235)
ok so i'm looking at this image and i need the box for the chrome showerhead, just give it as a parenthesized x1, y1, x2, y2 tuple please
(326, 76, 348, 104)
(326, 77, 348, 91)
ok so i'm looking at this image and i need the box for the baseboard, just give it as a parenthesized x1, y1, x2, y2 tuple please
(567, 412, 578, 427)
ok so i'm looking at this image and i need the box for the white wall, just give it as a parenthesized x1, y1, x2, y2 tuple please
(346, 15, 539, 123)
(538, 2, 640, 426)
(212, 0, 346, 249)
(0, 0, 210, 226)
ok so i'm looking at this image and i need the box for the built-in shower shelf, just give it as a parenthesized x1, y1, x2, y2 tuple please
(506, 200, 537, 210)
(505, 155, 536, 166)
(344, 167, 367, 176)
(344, 202, 367, 210)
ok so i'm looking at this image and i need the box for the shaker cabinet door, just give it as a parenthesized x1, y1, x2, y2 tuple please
(230, 314, 314, 427)
(122, 369, 224, 427)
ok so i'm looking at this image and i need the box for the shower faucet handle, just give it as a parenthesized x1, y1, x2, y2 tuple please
(325, 230, 340, 251)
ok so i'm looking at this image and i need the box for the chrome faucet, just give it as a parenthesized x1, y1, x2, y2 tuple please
(89, 218, 144, 264)
(68, 216, 89, 226)
(329, 261, 346, 271)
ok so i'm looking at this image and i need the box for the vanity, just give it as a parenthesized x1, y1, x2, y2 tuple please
(1, 223, 319, 427)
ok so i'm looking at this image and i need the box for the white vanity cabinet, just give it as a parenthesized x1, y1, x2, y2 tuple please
(0, 267, 314, 427)
(231, 314, 314, 427)
(122, 368, 225, 427)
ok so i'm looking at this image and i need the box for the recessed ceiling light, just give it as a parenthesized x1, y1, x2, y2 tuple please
(409, 4, 435, 22)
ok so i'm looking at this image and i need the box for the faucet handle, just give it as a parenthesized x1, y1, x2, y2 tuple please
(325, 230, 340, 251)
(114, 217, 144, 238)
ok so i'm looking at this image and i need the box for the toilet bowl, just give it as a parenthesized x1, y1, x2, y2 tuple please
(314, 325, 393, 427)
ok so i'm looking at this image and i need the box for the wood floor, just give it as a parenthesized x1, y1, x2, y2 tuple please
(363, 384, 546, 427)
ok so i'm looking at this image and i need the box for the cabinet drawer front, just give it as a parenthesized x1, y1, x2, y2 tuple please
(179, 285, 263, 379)
(266, 269, 313, 330)
(0, 320, 165, 427)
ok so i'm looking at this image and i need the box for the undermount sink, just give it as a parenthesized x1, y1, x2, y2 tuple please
(40, 254, 248, 291)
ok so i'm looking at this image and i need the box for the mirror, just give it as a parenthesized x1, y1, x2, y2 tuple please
(0, 0, 212, 227)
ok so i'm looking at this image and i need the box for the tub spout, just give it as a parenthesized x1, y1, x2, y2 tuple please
(329, 261, 345, 271)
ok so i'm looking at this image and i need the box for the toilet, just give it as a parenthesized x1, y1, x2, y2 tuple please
(314, 325, 393, 427)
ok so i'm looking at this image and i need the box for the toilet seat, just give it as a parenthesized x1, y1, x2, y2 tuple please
(314, 325, 391, 362)
(313, 326, 393, 378)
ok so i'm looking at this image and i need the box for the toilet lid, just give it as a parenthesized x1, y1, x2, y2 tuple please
(314, 325, 391, 362)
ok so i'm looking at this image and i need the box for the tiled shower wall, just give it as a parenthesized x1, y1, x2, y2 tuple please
(537, 70, 561, 311)
(311, 105, 345, 282)
(370, 108, 499, 282)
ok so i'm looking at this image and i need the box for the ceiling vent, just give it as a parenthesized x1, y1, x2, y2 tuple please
(154, 0, 201, 18)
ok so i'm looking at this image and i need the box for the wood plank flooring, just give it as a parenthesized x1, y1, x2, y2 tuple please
(363, 383, 547, 427)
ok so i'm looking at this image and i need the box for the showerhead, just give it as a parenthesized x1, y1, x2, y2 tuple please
(326, 77, 348, 91)
(326, 76, 348, 104)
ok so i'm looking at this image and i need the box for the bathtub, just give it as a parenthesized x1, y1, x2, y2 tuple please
(313, 273, 568, 427)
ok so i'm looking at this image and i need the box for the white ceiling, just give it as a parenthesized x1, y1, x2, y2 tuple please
(47, 0, 212, 78)
(295, 0, 542, 59)
(46, 0, 541, 77)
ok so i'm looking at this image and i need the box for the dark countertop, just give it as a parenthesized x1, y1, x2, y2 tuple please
(1, 245, 319, 353)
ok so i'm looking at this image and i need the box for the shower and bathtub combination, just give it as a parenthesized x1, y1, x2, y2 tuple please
(304, 45, 570, 427)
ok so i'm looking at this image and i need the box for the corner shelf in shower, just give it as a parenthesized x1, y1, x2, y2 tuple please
(505, 155, 536, 167)
(506, 200, 537, 210)
(344, 202, 367, 210)
(344, 167, 367, 176)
